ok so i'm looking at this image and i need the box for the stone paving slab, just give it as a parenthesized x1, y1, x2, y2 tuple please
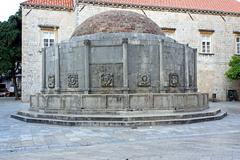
(0, 100, 239, 159)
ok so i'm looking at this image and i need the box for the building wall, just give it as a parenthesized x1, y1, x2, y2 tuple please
(75, 4, 240, 101)
(22, 8, 76, 102)
(22, 4, 240, 101)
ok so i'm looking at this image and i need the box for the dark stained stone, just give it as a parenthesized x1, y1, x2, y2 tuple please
(71, 10, 164, 37)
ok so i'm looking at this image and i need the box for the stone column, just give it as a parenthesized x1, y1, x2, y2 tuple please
(194, 48, 198, 92)
(159, 39, 165, 93)
(55, 45, 60, 91)
(84, 40, 91, 94)
(41, 48, 46, 92)
(184, 44, 190, 92)
(122, 38, 129, 93)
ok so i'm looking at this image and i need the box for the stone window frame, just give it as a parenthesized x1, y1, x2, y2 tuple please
(199, 29, 214, 55)
(39, 25, 59, 48)
(201, 34, 211, 53)
(43, 31, 55, 47)
(161, 27, 176, 39)
(233, 31, 240, 55)
(236, 36, 240, 55)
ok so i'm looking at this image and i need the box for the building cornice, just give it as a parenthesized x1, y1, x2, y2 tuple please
(77, 0, 240, 17)
(199, 29, 215, 33)
(233, 31, 240, 34)
(21, 4, 73, 12)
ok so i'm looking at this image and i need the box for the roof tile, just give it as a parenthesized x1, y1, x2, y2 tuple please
(21, 0, 73, 10)
(89, 0, 240, 14)
(21, 0, 240, 14)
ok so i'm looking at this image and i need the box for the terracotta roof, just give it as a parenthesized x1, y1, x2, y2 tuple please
(21, 0, 240, 15)
(21, 0, 74, 10)
(80, 0, 240, 15)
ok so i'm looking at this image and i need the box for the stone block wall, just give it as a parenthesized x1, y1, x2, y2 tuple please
(22, 8, 76, 102)
(30, 93, 209, 114)
(75, 5, 240, 101)
(42, 33, 196, 95)
(22, 4, 240, 101)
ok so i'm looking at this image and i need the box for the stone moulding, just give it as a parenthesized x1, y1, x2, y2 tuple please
(29, 93, 209, 114)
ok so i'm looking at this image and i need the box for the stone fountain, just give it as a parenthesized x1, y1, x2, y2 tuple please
(12, 11, 226, 126)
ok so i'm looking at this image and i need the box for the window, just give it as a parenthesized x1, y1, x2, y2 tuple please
(199, 29, 214, 55)
(236, 36, 240, 55)
(43, 31, 55, 47)
(39, 25, 58, 48)
(201, 34, 211, 54)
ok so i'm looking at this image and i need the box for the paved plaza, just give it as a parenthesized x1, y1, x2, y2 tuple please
(0, 99, 239, 160)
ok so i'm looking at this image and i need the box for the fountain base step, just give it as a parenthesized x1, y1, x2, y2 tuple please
(11, 108, 227, 127)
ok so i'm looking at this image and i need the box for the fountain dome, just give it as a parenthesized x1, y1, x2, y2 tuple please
(71, 10, 164, 37)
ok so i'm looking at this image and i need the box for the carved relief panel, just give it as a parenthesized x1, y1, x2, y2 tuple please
(169, 73, 179, 87)
(67, 74, 79, 88)
(137, 73, 151, 87)
(100, 73, 113, 87)
(89, 64, 122, 88)
(48, 74, 55, 89)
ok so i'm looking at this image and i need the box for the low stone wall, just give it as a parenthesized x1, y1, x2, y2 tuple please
(30, 93, 208, 114)
(42, 33, 197, 95)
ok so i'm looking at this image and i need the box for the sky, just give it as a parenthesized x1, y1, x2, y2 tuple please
(0, 0, 25, 22)
(1, 0, 240, 22)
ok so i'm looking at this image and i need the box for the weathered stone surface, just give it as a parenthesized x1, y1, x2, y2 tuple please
(21, 8, 76, 102)
(71, 10, 164, 37)
(67, 74, 79, 88)
(29, 93, 209, 114)
(18, 10, 219, 127)
(42, 32, 196, 94)
(2, 101, 238, 159)
(22, 5, 240, 102)
(75, 5, 240, 101)
(11, 104, 226, 127)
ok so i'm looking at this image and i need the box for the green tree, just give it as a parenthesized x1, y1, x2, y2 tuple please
(0, 9, 22, 99)
(225, 55, 240, 80)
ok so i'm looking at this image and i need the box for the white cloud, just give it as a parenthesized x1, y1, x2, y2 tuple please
(0, 0, 25, 22)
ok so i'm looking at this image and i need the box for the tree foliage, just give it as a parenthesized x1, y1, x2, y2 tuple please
(225, 55, 240, 80)
(0, 9, 22, 99)
(0, 9, 21, 74)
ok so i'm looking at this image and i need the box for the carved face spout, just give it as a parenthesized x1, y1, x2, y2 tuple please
(101, 73, 113, 87)
(48, 75, 55, 89)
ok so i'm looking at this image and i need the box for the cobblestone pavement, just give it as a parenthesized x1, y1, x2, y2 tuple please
(0, 100, 239, 160)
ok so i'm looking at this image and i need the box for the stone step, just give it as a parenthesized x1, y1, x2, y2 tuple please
(11, 111, 227, 127)
(15, 109, 221, 122)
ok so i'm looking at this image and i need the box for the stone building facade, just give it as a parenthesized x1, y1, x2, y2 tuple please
(21, 0, 240, 102)
(21, 3, 76, 102)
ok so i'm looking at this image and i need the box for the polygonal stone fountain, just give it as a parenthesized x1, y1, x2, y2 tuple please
(12, 11, 227, 126)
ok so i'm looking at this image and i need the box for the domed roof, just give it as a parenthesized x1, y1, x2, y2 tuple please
(71, 10, 164, 37)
